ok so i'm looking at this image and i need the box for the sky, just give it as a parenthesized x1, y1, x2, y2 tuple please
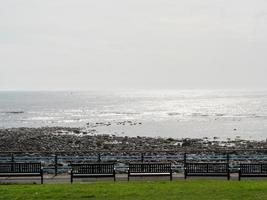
(0, 0, 267, 91)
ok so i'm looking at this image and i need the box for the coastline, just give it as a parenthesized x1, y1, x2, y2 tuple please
(1, 127, 267, 153)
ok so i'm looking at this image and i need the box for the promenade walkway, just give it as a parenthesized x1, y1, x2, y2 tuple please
(0, 173, 242, 184)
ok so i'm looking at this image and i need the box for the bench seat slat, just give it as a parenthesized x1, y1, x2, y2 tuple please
(239, 164, 267, 180)
(70, 163, 116, 183)
(0, 163, 43, 184)
(128, 163, 172, 181)
(0, 173, 42, 176)
(185, 163, 230, 180)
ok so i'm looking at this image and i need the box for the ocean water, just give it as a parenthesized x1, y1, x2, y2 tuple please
(1, 90, 267, 140)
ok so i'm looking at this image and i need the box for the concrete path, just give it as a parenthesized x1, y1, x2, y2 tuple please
(0, 173, 243, 184)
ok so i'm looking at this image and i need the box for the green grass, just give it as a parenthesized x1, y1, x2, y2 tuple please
(1, 180, 267, 200)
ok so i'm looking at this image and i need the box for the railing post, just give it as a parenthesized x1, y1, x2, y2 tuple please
(141, 153, 144, 163)
(227, 153, 230, 180)
(11, 153, 14, 162)
(54, 154, 58, 176)
(98, 153, 101, 162)
(11, 153, 14, 172)
(184, 153, 187, 179)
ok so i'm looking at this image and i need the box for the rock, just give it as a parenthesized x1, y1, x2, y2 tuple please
(0, 127, 266, 153)
(73, 130, 80, 134)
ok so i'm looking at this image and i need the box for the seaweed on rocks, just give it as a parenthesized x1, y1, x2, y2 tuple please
(0, 127, 267, 153)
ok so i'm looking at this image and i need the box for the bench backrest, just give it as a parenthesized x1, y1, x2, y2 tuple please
(0, 163, 42, 173)
(185, 163, 228, 173)
(129, 163, 171, 173)
(240, 164, 267, 174)
(71, 163, 114, 174)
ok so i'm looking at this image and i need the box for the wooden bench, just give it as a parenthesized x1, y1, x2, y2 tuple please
(0, 162, 44, 184)
(70, 163, 116, 183)
(184, 163, 230, 180)
(128, 162, 172, 181)
(239, 163, 267, 180)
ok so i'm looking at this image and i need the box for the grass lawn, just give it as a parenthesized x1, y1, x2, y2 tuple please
(1, 180, 267, 200)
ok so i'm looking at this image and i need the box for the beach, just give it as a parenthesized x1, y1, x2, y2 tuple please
(1, 90, 267, 153)
(1, 127, 267, 153)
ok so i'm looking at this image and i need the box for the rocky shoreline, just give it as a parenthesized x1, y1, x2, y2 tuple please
(1, 127, 267, 153)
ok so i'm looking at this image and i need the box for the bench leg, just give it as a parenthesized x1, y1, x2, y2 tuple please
(238, 170, 241, 181)
(41, 169, 44, 184)
(71, 172, 73, 184)
(170, 172, 173, 181)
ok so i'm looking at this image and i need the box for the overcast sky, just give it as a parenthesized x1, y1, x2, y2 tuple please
(0, 0, 267, 90)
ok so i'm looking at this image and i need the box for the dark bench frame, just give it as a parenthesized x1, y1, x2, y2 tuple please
(70, 163, 116, 183)
(184, 162, 230, 180)
(0, 162, 44, 184)
(128, 162, 173, 181)
(239, 163, 267, 180)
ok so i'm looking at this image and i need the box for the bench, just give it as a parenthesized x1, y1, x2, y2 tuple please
(184, 163, 230, 180)
(128, 162, 172, 181)
(70, 163, 116, 183)
(239, 163, 267, 180)
(0, 162, 44, 184)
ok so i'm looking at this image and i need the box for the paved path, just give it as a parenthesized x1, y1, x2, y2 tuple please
(0, 173, 242, 184)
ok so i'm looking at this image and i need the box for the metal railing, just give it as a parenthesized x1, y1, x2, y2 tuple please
(1, 150, 267, 175)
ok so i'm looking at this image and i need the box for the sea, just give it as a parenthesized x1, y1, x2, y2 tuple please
(1, 90, 267, 140)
